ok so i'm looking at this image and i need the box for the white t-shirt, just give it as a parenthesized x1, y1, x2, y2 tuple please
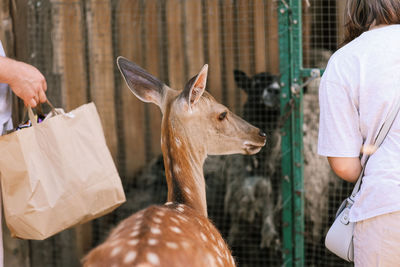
(318, 25, 400, 222)
(0, 41, 12, 135)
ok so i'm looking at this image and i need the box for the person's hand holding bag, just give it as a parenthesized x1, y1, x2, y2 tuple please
(0, 56, 47, 107)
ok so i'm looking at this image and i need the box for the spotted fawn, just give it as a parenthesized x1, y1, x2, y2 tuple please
(82, 57, 267, 267)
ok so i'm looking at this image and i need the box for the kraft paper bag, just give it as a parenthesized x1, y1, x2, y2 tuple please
(0, 102, 126, 240)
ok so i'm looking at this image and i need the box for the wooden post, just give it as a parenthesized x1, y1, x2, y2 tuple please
(10, 0, 30, 62)
(85, 0, 118, 162)
(116, 0, 147, 178)
(221, 0, 236, 111)
(266, 0, 280, 75)
(184, 0, 204, 80)
(206, 0, 223, 102)
(253, 0, 266, 74)
(144, 0, 162, 159)
(236, 0, 252, 75)
(236, 0, 252, 112)
(51, 0, 87, 111)
(166, 0, 184, 90)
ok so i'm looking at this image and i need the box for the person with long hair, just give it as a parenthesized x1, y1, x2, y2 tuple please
(318, 0, 400, 265)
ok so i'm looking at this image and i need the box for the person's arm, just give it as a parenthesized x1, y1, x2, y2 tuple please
(0, 56, 47, 107)
(327, 157, 362, 183)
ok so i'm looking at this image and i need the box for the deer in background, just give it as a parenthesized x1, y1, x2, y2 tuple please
(233, 69, 281, 174)
(83, 57, 266, 267)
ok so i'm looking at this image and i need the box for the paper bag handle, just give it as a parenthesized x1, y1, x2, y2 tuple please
(27, 100, 58, 126)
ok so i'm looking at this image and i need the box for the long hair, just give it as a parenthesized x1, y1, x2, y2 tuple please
(343, 0, 400, 45)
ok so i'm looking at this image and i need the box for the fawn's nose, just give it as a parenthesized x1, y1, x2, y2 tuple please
(259, 130, 267, 137)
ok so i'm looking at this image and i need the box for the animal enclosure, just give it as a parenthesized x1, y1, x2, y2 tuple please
(1, 0, 352, 266)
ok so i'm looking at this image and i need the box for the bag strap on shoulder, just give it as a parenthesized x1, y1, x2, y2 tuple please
(350, 98, 400, 201)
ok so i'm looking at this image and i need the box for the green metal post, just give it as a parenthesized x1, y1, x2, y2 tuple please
(278, 1, 294, 266)
(279, 0, 305, 266)
(289, 0, 305, 266)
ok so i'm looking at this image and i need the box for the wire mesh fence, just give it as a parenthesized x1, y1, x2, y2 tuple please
(1, 0, 357, 266)
(302, 1, 353, 266)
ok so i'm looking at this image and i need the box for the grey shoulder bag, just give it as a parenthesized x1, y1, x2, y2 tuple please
(325, 99, 400, 262)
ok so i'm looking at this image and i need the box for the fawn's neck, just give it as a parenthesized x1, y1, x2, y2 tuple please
(161, 118, 208, 217)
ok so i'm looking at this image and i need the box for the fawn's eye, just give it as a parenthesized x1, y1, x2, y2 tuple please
(218, 111, 227, 121)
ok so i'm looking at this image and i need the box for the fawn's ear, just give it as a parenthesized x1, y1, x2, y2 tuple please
(180, 64, 208, 110)
(117, 56, 164, 108)
(234, 69, 252, 94)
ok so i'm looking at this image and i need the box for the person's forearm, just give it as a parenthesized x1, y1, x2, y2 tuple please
(327, 157, 362, 183)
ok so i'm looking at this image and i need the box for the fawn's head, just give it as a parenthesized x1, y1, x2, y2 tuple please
(117, 57, 266, 157)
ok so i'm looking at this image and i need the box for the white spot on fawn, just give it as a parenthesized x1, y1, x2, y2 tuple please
(165, 202, 173, 206)
(181, 241, 190, 249)
(114, 221, 126, 233)
(183, 187, 191, 195)
(128, 239, 139, 246)
(110, 239, 120, 247)
(151, 227, 161, 235)
(217, 256, 223, 265)
(148, 238, 158, 245)
(210, 233, 216, 241)
(174, 164, 181, 174)
(200, 232, 208, 242)
(175, 137, 181, 148)
(214, 245, 224, 257)
(134, 218, 143, 228)
(176, 205, 185, 213)
(224, 249, 230, 258)
(206, 253, 217, 265)
(170, 217, 179, 224)
(176, 214, 188, 222)
(147, 252, 160, 265)
(156, 210, 165, 217)
(133, 223, 141, 231)
(124, 251, 137, 264)
(130, 230, 139, 237)
(111, 246, 122, 257)
(153, 217, 162, 224)
(166, 242, 179, 249)
(170, 226, 182, 233)
(196, 218, 204, 226)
